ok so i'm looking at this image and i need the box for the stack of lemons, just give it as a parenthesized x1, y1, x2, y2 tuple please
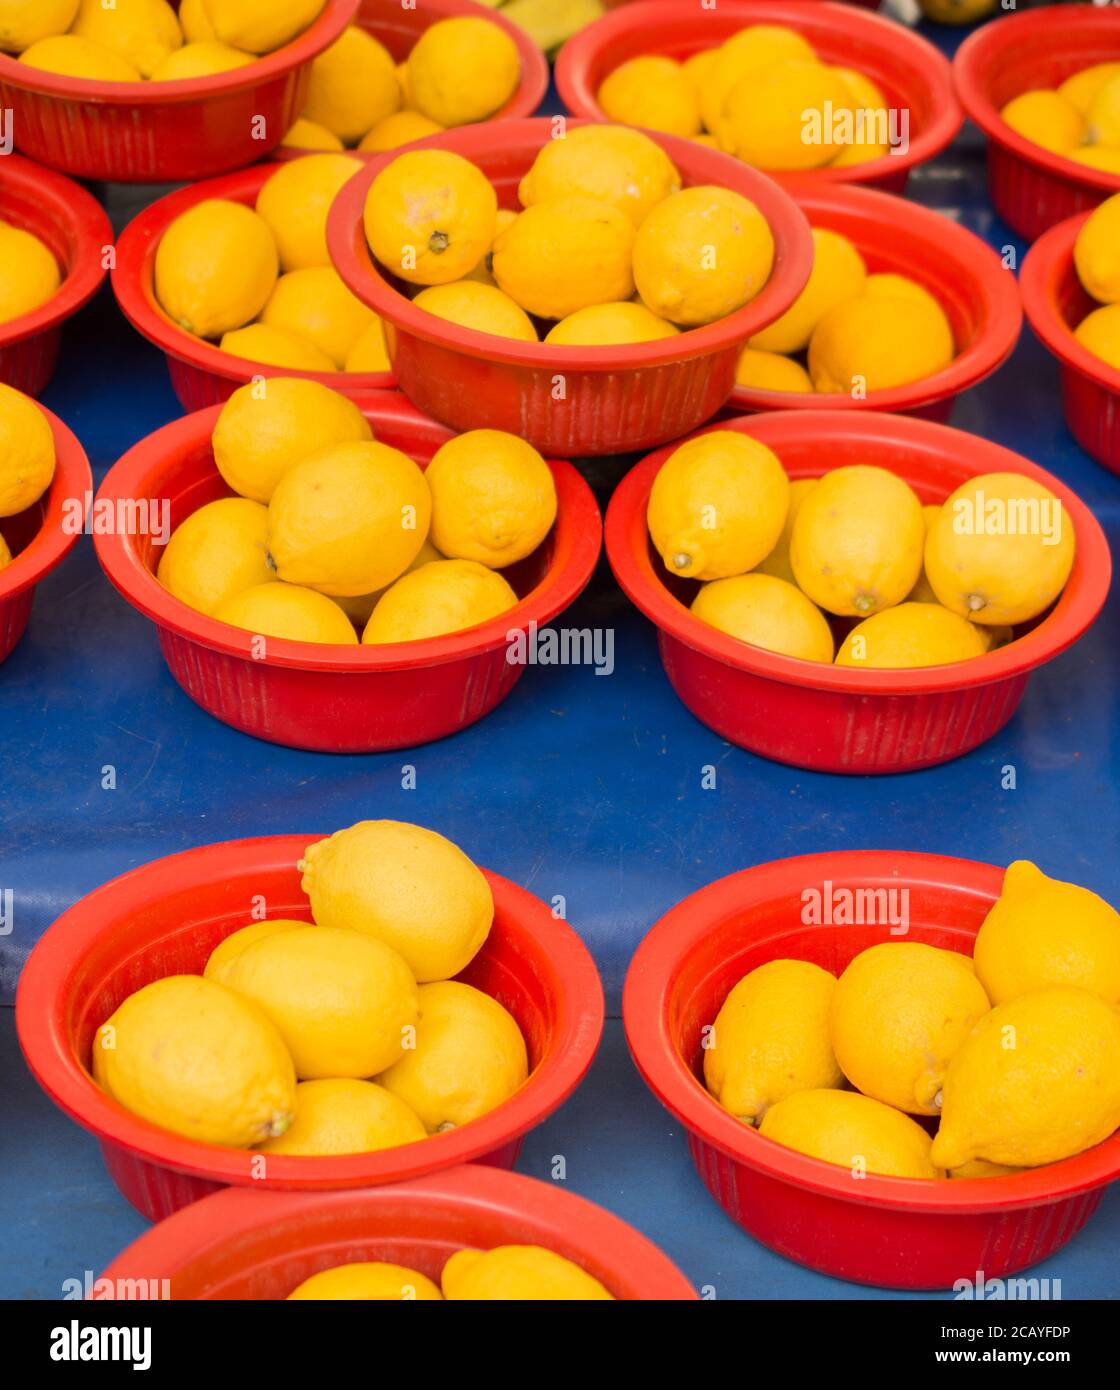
(705, 861, 1120, 1180)
(1071, 192, 1120, 377)
(287, 1247, 613, 1301)
(94, 820, 532, 1158)
(0, 216, 61, 328)
(595, 23, 892, 173)
(361, 125, 775, 348)
(1000, 63, 1120, 175)
(0, 384, 57, 574)
(157, 376, 557, 646)
(646, 431, 1075, 669)
(283, 17, 521, 155)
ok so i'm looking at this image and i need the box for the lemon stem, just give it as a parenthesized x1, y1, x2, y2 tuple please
(671, 552, 692, 571)
(436, 1121, 456, 1133)
(853, 593, 876, 613)
(967, 593, 987, 612)
(429, 231, 450, 254)
(934, 1090, 943, 1109)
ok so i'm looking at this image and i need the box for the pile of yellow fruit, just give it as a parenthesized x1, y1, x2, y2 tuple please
(1000, 62, 1120, 175)
(281, 16, 521, 155)
(0, 216, 61, 328)
(94, 820, 532, 1156)
(1071, 192, 1120, 377)
(157, 377, 556, 647)
(0, 384, 57, 574)
(362, 126, 775, 347)
(286, 1247, 613, 1301)
(5, 0, 326, 83)
(596, 23, 892, 173)
(647, 431, 1075, 669)
(705, 861, 1120, 1180)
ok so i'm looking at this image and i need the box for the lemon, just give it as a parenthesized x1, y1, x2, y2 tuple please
(71, 0, 182, 78)
(301, 820, 493, 983)
(1069, 145, 1120, 173)
(647, 430, 789, 581)
(633, 186, 774, 327)
(204, 919, 307, 981)
(365, 149, 497, 287)
(363, 558, 517, 644)
(833, 65, 887, 115)
(973, 860, 1120, 1006)
(500, 0, 604, 52)
(150, 40, 253, 80)
(92, 975, 296, 1147)
(260, 266, 376, 369)
(378, 981, 528, 1132)
(703, 960, 842, 1124)
(863, 272, 949, 316)
(906, 503, 942, 603)
(425, 429, 555, 568)
(692, 573, 834, 663)
(836, 602, 990, 669)
(358, 110, 443, 153)
(719, 60, 852, 171)
(754, 478, 816, 584)
(302, 26, 399, 145)
(700, 24, 818, 135)
(492, 197, 634, 319)
(1075, 303, 1120, 372)
(1086, 73, 1120, 148)
(156, 200, 277, 339)
(20, 33, 141, 79)
(519, 125, 681, 228)
(413, 281, 537, 342)
(408, 16, 520, 127)
(949, 1158, 1022, 1179)
(1060, 62, 1120, 116)
(924, 472, 1075, 625)
(267, 440, 431, 596)
(333, 538, 443, 627)
(201, 0, 324, 55)
(682, 48, 716, 98)
(597, 55, 700, 137)
(213, 582, 357, 644)
(1074, 192, 1120, 303)
(259, 1078, 426, 1155)
(790, 464, 924, 616)
(344, 317, 392, 373)
(281, 117, 344, 152)
(179, 0, 215, 42)
(546, 301, 678, 346)
(808, 291, 955, 394)
(0, 534, 10, 571)
(157, 497, 273, 617)
(256, 154, 362, 273)
(0, 383, 55, 517)
(0, 0, 78, 52)
(288, 1263, 443, 1301)
(830, 943, 990, 1116)
(750, 228, 866, 356)
(930, 986, 1120, 1170)
(999, 89, 1084, 155)
(760, 1089, 943, 1180)
(219, 323, 334, 371)
(442, 1247, 613, 1301)
(212, 376, 372, 504)
(0, 222, 60, 325)
(734, 348, 813, 394)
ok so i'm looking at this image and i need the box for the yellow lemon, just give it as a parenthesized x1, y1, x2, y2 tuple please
(492, 197, 634, 319)
(1074, 192, 1120, 303)
(301, 819, 493, 983)
(150, 40, 253, 80)
(408, 15, 520, 127)
(358, 110, 443, 152)
(204, 919, 307, 981)
(633, 186, 774, 326)
(1069, 145, 1120, 174)
(700, 24, 818, 135)
(930, 986, 1120, 1170)
(949, 1158, 1022, 1179)
(0, 0, 78, 52)
(255, 154, 362, 273)
(1060, 62, 1120, 116)
(750, 228, 866, 356)
(442, 1247, 612, 1301)
(833, 64, 887, 114)
(0, 222, 60, 325)
(808, 291, 954, 394)
(303, 25, 399, 144)
(863, 271, 946, 315)
(413, 280, 537, 342)
(760, 1089, 943, 1180)
(719, 60, 852, 171)
(201, 0, 324, 55)
(0, 533, 10, 571)
(754, 477, 816, 583)
(179, 0, 215, 42)
(260, 266, 376, 369)
(20, 33, 141, 80)
(0, 383, 55, 516)
(1086, 72, 1120, 148)
(790, 464, 924, 615)
(499, 0, 604, 52)
(691, 573, 834, 663)
(647, 430, 789, 580)
(974, 860, 1120, 1006)
(156, 199, 278, 339)
(344, 317, 392, 372)
(92, 975, 296, 1147)
(703, 960, 842, 1123)
(281, 116, 344, 152)
(1075, 303, 1120, 372)
(425, 429, 556, 568)
(907, 503, 942, 603)
(267, 440, 432, 596)
(682, 47, 716, 98)
(157, 497, 274, 617)
(519, 124, 681, 227)
(836, 602, 989, 669)
(213, 582, 357, 644)
(259, 1078, 426, 1155)
(597, 54, 700, 137)
(1000, 89, 1084, 155)
(219, 323, 334, 371)
(288, 1263, 442, 1301)
(546, 301, 678, 345)
(363, 558, 517, 644)
(70, 0, 181, 78)
(733, 347, 813, 393)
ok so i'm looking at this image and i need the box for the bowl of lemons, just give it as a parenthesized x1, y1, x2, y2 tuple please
(16, 823, 605, 1221)
(1022, 192, 1120, 476)
(624, 849, 1120, 1289)
(96, 1168, 696, 1300)
(605, 409, 1110, 774)
(0, 0, 355, 182)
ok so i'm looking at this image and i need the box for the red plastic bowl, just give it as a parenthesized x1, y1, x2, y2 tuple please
(555, 0, 961, 195)
(93, 391, 602, 752)
(0, 396, 91, 666)
(274, 0, 548, 160)
(726, 183, 1022, 421)
(16, 834, 605, 1222)
(605, 410, 1110, 774)
(955, 6, 1120, 243)
(113, 164, 395, 412)
(624, 849, 1120, 1290)
(0, 0, 356, 183)
(328, 117, 813, 457)
(0, 154, 111, 397)
(1021, 209, 1120, 477)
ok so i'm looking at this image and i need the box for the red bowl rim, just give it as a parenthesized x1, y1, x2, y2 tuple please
(623, 848, 1120, 1213)
(954, 5, 1120, 196)
(15, 833, 606, 1191)
(96, 1168, 698, 1300)
(1020, 208, 1120, 397)
(726, 182, 1023, 413)
(93, 391, 603, 672)
(111, 162, 396, 394)
(0, 0, 356, 103)
(604, 408, 1111, 696)
(554, 0, 964, 189)
(0, 397, 91, 604)
(326, 116, 815, 371)
(0, 152, 112, 351)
